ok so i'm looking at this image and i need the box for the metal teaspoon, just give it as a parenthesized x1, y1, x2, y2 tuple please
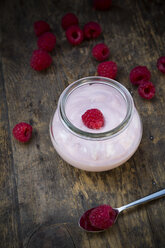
(79, 189, 165, 232)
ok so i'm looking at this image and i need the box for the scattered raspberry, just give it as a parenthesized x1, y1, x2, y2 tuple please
(82, 108, 104, 129)
(157, 56, 165, 74)
(66, 25, 84, 45)
(30, 49, 52, 71)
(13, 122, 32, 143)
(83, 22, 102, 39)
(34, 20, 50, 37)
(37, 32, 56, 52)
(97, 61, 117, 79)
(130, 66, 151, 85)
(93, 0, 112, 10)
(89, 205, 117, 230)
(138, 81, 155, 100)
(61, 13, 79, 30)
(92, 43, 110, 61)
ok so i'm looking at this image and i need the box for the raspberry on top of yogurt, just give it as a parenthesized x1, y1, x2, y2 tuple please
(82, 108, 104, 129)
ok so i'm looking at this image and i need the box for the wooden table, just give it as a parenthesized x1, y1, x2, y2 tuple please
(0, 0, 165, 247)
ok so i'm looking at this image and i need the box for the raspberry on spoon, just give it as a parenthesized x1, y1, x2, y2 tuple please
(79, 204, 117, 231)
(79, 208, 103, 232)
(89, 205, 117, 229)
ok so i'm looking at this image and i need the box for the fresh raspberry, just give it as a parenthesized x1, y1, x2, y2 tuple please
(34, 20, 50, 37)
(138, 81, 155, 99)
(97, 61, 117, 79)
(93, 0, 112, 10)
(37, 32, 56, 52)
(66, 25, 84, 45)
(89, 205, 117, 229)
(80, 208, 102, 231)
(157, 56, 165, 74)
(13, 122, 32, 143)
(61, 13, 79, 30)
(130, 66, 151, 85)
(30, 49, 52, 71)
(92, 43, 110, 61)
(83, 22, 102, 39)
(82, 108, 104, 129)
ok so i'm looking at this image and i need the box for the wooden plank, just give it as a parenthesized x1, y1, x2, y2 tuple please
(0, 23, 23, 248)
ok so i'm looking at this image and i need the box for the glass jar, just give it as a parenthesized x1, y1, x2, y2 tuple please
(50, 76, 142, 172)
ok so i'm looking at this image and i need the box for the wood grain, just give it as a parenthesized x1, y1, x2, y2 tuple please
(0, 17, 23, 247)
(0, 0, 165, 247)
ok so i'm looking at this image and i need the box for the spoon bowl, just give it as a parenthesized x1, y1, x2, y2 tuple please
(79, 207, 119, 233)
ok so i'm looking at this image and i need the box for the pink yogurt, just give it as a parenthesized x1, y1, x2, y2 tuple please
(50, 77, 142, 172)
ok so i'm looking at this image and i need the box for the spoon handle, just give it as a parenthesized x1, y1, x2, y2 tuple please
(117, 189, 165, 213)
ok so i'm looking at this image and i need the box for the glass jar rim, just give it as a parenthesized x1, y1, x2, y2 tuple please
(58, 76, 133, 140)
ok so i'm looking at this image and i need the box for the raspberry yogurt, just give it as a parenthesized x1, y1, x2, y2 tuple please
(50, 76, 142, 172)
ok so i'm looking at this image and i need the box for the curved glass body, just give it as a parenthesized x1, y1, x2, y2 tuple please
(50, 76, 142, 172)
